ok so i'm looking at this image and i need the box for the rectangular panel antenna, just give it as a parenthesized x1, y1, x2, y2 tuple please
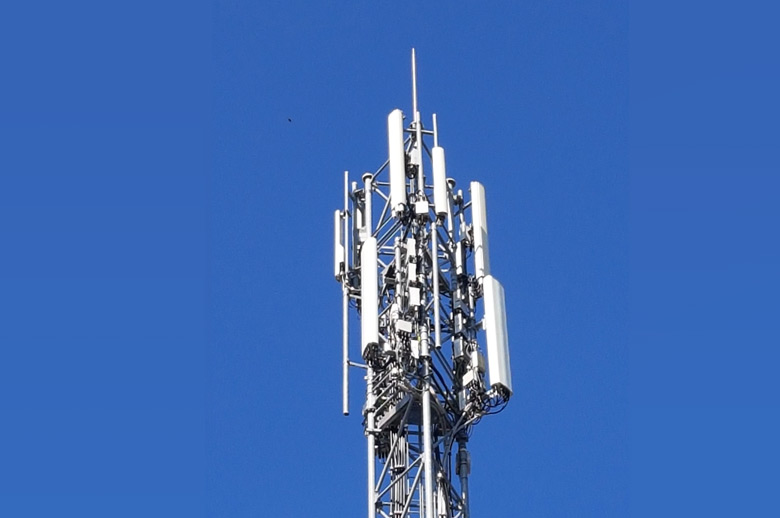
(360, 237, 379, 357)
(483, 275, 512, 394)
(334, 209, 344, 279)
(471, 181, 491, 279)
(432, 146, 448, 217)
(388, 109, 406, 216)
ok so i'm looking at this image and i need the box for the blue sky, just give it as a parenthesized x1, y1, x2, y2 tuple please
(0, 1, 778, 516)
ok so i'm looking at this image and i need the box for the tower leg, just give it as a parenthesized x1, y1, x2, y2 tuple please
(367, 367, 376, 518)
(422, 330, 434, 518)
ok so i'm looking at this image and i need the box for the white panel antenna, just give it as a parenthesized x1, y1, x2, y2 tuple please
(483, 275, 512, 395)
(388, 109, 406, 217)
(470, 181, 491, 279)
(360, 237, 379, 357)
(333, 209, 344, 280)
(432, 146, 448, 218)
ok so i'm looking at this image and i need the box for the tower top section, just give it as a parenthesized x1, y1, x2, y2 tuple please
(334, 49, 513, 518)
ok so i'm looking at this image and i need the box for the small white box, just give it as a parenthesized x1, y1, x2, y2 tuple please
(462, 368, 480, 389)
(470, 350, 485, 374)
(415, 200, 429, 217)
(453, 337, 465, 359)
(407, 261, 417, 281)
(396, 319, 413, 334)
(408, 286, 421, 307)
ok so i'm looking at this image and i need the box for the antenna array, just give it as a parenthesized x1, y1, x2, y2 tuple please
(334, 50, 512, 518)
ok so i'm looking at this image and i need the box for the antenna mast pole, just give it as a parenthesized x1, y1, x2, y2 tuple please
(335, 50, 513, 518)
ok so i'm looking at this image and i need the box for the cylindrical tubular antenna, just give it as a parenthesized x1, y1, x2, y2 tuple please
(388, 109, 406, 217)
(470, 181, 491, 279)
(334, 209, 344, 280)
(412, 48, 418, 118)
(360, 237, 379, 358)
(483, 275, 512, 395)
(342, 171, 350, 416)
(432, 146, 448, 218)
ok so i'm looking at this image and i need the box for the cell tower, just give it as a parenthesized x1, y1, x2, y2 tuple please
(334, 50, 512, 518)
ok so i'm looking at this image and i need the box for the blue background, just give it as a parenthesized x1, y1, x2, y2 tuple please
(0, 1, 777, 516)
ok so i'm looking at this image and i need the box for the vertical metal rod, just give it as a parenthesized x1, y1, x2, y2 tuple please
(400, 462, 424, 518)
(367, 367, 377, 518)
(343, 171, 350, 415)
(412, 50, 425, 195)
(342, 272, 350, 416)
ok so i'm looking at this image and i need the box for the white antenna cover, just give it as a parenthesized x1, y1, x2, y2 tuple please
(334, 209, 344, 280)
(483, 275, 512, 395)
(432, 146, 448, 218)
(470, 181, 491, 279)
(360, 237, 379, 357)
(388, 109, 406, 216)
(411, 48, 418, 117)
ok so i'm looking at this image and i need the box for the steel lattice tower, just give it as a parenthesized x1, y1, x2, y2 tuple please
(334, 50, 512, 518)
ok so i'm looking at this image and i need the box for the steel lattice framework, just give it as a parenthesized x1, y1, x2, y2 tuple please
(334, 50, 512, 518)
